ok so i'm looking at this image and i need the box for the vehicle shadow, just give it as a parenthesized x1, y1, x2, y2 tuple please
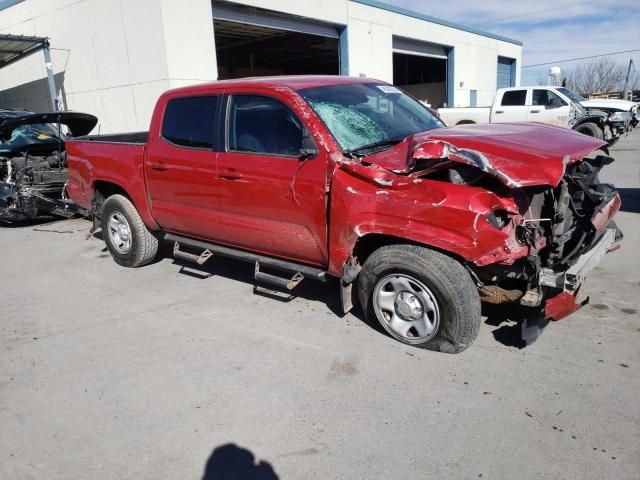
(202, 443, 278, 480)
(166, 249, 542, 349)
(483, 303, 548, 349)
(167, 251, 345, 318)
(0, 216, 64, 228)
(618, 188, 640, 213)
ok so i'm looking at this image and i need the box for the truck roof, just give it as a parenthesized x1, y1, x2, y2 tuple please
(163, 75, 380, 96)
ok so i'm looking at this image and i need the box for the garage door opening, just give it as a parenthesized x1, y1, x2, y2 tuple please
(392, 37, 449, 108)
(393, 53, 447, 108)
(212, 1, 342, 79)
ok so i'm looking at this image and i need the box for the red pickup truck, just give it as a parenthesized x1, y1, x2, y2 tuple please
(66, 76, 622, 353)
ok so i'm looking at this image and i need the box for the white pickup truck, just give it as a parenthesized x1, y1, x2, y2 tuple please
(438, 86, 628, 145)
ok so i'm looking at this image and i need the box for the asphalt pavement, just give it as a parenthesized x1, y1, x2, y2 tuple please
(1, 129, 639, 480)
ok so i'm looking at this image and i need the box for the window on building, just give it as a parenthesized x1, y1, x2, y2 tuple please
(162, 96, 218, 149)
(228, 95, 303, 157)
(501, 90, 527, 106)
(470, 90, 478, 108)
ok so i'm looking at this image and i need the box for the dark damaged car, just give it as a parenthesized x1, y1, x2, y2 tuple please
(0, 109, 97, 222)
(64, 77, 622, 353)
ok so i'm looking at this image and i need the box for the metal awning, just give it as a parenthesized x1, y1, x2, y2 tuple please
(0, 34, 48, 68)
(0, 34, 59, 111)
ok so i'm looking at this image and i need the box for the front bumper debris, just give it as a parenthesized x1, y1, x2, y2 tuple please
(540, 226, 620, 320)
(544, 291, 589, 321)
(540, 226, 618, 293)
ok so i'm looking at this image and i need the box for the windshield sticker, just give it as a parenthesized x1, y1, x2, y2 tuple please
(376, 85, 402, 94)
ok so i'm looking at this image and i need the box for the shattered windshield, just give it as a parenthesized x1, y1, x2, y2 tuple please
(558, 88, 586, 103)
(0, 123, 66, 151)
(299, 82, 444, 153)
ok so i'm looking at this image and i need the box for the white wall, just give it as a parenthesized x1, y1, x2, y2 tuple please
(346, 17, 393, 81)
(0, 0, 217, 133)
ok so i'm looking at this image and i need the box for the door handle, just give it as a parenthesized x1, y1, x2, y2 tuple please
(530, 109, 541, 113)
(218, 170, 242, 180)
(494, 110, 504, 114)
(149, 162, 168, 171)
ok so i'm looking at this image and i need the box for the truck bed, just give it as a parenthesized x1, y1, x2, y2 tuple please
(65, 136, 151, 223)
(74, 131, 148, 144)
(437, 107, 491, 126)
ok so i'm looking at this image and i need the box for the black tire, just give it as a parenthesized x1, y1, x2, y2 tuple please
(574, 122, 604, 140)
(456, 120, 476, 125)
(101, 194, 159, 267)
(357, 244, 481, 353)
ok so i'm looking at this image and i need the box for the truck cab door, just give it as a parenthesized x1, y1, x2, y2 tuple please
(144, 93, 223, 239)
(492, 89, 529, 122)
(528, 89, 571, 127)
(213, 92, 329, 267)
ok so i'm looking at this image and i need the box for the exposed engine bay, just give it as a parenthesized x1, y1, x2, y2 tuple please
(417, 153, 622, 309)
(0, 110, 97, 223)
(0, 150, 69, 221)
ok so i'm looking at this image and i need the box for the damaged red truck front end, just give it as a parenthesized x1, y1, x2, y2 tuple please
(331, 122, 621, 322)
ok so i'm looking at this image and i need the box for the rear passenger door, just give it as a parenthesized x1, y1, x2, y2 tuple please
(214, 92, 329, 266)
(145, 93, 223, 239)
(493, 89, 529, 122)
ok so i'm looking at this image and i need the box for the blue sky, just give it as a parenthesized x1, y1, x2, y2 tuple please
(386, 0, 640, 86)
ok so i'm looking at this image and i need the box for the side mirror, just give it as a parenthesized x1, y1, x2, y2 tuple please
(299, 131, 318, 160)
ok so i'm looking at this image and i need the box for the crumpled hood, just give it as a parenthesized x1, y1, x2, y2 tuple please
(580, 99, 638, 111)
(0, 112, 98, 139)
(365, 122, 607, 188)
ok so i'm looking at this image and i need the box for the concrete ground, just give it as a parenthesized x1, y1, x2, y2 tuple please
(1, 130, 639, 480)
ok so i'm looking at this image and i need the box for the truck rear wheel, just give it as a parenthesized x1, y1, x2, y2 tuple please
(357, 245, 481, 353)
(101, 194, 158, 267)
(574, 122, 604, 140)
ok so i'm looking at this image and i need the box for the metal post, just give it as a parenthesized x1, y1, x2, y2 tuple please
(623, 59, 634, 101)
(42, 40, 58, 111)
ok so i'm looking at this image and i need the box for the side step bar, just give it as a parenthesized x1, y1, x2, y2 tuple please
(173, 242, 213, 265)
(255, 262, 304, 290)
(165, 233, 327, 284)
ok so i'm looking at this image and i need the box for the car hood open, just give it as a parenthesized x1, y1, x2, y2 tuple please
(364, 122, 607, 188)
(0, 112, 98, 139)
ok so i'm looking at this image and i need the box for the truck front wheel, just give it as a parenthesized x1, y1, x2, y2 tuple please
(101, 194, 159, 267)
(357, 245, 481, 353)
(574, 122, 604, 140)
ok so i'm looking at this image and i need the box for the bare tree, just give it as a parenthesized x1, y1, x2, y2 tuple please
(562, 58, 639, 95)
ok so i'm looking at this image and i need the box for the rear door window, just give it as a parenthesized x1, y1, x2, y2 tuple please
(228, 95, 303, 157)
(162, 96, 219, 149)
(500, 90, 527, 106)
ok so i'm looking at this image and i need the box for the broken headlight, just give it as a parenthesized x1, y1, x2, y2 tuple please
(608, 111, 630, 123)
